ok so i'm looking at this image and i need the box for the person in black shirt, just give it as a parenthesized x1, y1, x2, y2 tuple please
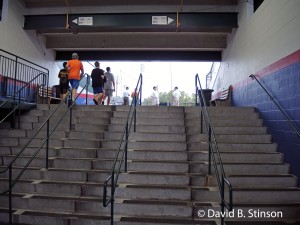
(58, 62, 69, 101)
(91, 61, 106, 105)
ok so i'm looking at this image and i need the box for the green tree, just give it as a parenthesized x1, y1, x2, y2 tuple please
(142, 90, 196, 106)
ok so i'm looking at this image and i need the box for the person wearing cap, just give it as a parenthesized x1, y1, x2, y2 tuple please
(66, 53, 84, 102)
(151, 86, 159, 106)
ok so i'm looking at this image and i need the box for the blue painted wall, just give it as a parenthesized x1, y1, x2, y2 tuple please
(232, 56, 300, 186)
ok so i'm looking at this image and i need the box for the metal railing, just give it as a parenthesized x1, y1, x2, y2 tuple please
(103, 73, 143, 225)
(195, 74, 233, 225)
(0, 74, 90, 225)
(0, 49, 49, 99)
(249, 74, 300, 137)
(0, 72, 47, 128)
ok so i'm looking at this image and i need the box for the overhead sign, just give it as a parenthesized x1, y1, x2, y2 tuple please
(72, 17, 93, 26)
(152, 16, 174, 25)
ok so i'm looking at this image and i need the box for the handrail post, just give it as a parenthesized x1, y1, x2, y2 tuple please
(69, 91, 73, 130)
(195, 74, 198, 106)
(200, 109, 203, 134)
(8, 166, 12, 225)
(134, 102, 137, 132)
(125, 121, 128, 172)
(221, 177, 225, 225)
(18, 94, 21, 129)
(13, 57, 18, 102)
(110, 172, 115, 225)
(208, 125, 212, 175)
(139, 74, 143, 106)
(86, 75, 89, 105)
(46, 120, 50, 169)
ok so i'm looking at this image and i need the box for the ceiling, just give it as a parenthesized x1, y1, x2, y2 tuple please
(20, 0, 239, 60)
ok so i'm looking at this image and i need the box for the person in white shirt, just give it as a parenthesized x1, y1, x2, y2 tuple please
(151, 86, 159, 106)
(172, 86, 181, 106)
(123, 86, 130, 105)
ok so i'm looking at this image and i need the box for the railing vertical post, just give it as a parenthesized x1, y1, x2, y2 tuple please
(8, 166, 12, 225)
(125, 121, 128, 172)
(111, 172, 115, 225)
(139, 74, 142, 106)
(18, 94, 21, 129)
(200, 109, 203, 134)
(208, 125, 212, 175)
(86, 75, 89, 105)
(46, 120, 50, 169)
(195, 74, 198, 106)
(69, 91, 73, 130)
(13, 57, 18, 102)
(196, 87, 198, 106)
(221, 177, 225, 225)
(133, 105, 136, 132)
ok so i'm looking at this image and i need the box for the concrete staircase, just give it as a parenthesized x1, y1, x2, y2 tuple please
(185, 107, 300, 225)
(0, 105, 299, 225)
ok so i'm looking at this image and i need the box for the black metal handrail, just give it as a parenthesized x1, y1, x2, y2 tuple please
(103, 73, 143, 225)
(0, 49, 49, 100)
(0, 74, 90, 225)
(249, 74, 300, 137)
(195, 74, 233, 225)
(0, 72, 47, 128)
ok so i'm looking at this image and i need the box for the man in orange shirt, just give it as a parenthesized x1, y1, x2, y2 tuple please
(66, 53, 84, 102)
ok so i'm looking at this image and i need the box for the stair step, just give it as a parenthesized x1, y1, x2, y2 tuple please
(108, 124, 186, 134)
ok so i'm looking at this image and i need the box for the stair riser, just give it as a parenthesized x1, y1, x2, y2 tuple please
(215, 135, 272, 143)
(190, 164, 290, 175)
(108, 124, 186, 134)
(104, 132, 187, 142)
(0, 130, 27, 138)
(77, 201, 192, 217)
(63, 139, 101, 148)
(102, 141, 187, 151)
(127, 162, 189, 173)
(118, 174, 190, 186)
(110, 118, 184, 126)
(188, 152, 283, 163)
(116, 106, 184, 113)
(0, 169, 90, 182)
(227, 176, 297, 187)
(74, 124, 108, 132)
(113, 111, 184, 119)
(128, 151, 188, 161)
(115, 188, 191, 201)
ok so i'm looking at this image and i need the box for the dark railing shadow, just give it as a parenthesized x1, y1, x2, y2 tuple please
(0, 72, 47, 128)
(103, 73, 143, 225)
(249, 74, 300, 137)
(195, 74, 233, 225)
(0, 74, 90, 225)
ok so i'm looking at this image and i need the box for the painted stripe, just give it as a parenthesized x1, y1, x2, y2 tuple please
(233, 49, 300, 90)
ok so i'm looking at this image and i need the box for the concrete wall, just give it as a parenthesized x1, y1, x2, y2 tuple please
(0, 0, 59, 85)
(213, 0, 300, 186)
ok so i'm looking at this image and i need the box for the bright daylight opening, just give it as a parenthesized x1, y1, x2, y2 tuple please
(58, 61, 220, 106)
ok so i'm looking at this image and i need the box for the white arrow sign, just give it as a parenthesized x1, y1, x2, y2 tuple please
(152, 16, 174, 25)
(72, 17, 93, 26)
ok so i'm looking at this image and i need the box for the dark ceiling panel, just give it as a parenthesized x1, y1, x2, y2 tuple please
(56, 50, 222, 61)
(24, 12, 238, 33)
(23, 0, 238, 8)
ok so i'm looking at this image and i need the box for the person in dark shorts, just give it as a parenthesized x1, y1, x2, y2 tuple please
(58, 62, 69, 101)
(91, 61, 106, 105)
